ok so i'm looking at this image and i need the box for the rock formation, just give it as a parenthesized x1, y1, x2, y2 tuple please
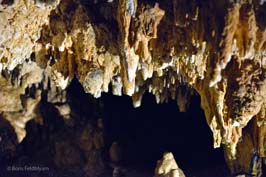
(154, 152, 185, 177)
(0, 0, 266, 175)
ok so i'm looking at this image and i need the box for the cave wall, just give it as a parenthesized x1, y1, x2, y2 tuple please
(0, 77, 107, 177)
(0, 0, 266, 174)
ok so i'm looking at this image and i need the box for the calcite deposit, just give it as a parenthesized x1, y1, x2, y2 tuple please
(154, 152, 185, 177)
(0, 0, 266, 175)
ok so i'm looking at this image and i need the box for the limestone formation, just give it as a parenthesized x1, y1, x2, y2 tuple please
(154, 152, 185, 177)
(0, 0, 266, 175)
(109, 141, 122, 164)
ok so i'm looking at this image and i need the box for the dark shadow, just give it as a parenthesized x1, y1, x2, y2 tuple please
(1, 0, 14, 6)
(0, 116, 18, 166)
(102, 91, 230, 176)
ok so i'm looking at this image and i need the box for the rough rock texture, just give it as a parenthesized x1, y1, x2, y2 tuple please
(0, 0, 60, 71)
(154, 152, 185, 177)
(0, 77, 107, 177)
(0, 0, 266, 175)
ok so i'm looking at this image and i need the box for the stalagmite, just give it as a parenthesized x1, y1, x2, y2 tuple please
(154, 152, 185, 177)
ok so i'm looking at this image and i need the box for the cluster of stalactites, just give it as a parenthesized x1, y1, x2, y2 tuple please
(0, 0, 266, 162)
(0, 0, 60, 72)
(35, 0, 207, 110)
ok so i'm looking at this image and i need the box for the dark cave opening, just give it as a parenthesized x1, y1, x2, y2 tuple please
(0, 78, 230, 177)
(102, 91, 230, 176)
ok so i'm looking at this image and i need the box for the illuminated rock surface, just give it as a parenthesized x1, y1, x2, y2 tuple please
(154, 152, 185, 177)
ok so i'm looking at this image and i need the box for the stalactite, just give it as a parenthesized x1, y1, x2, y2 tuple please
(0, 0, 266, 175)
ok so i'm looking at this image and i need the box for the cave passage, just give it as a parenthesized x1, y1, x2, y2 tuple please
(0, 78, 230, 177)
(102, 91, 229, 176)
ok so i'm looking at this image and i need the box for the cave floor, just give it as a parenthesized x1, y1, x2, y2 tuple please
(0, 163, 234, 177)
(99, 164, 231, 177)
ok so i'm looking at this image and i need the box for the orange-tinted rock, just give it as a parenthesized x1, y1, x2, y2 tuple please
(0, 0, 266, 175)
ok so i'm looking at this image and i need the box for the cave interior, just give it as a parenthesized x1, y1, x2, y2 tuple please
(0, 78, 230, 177)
